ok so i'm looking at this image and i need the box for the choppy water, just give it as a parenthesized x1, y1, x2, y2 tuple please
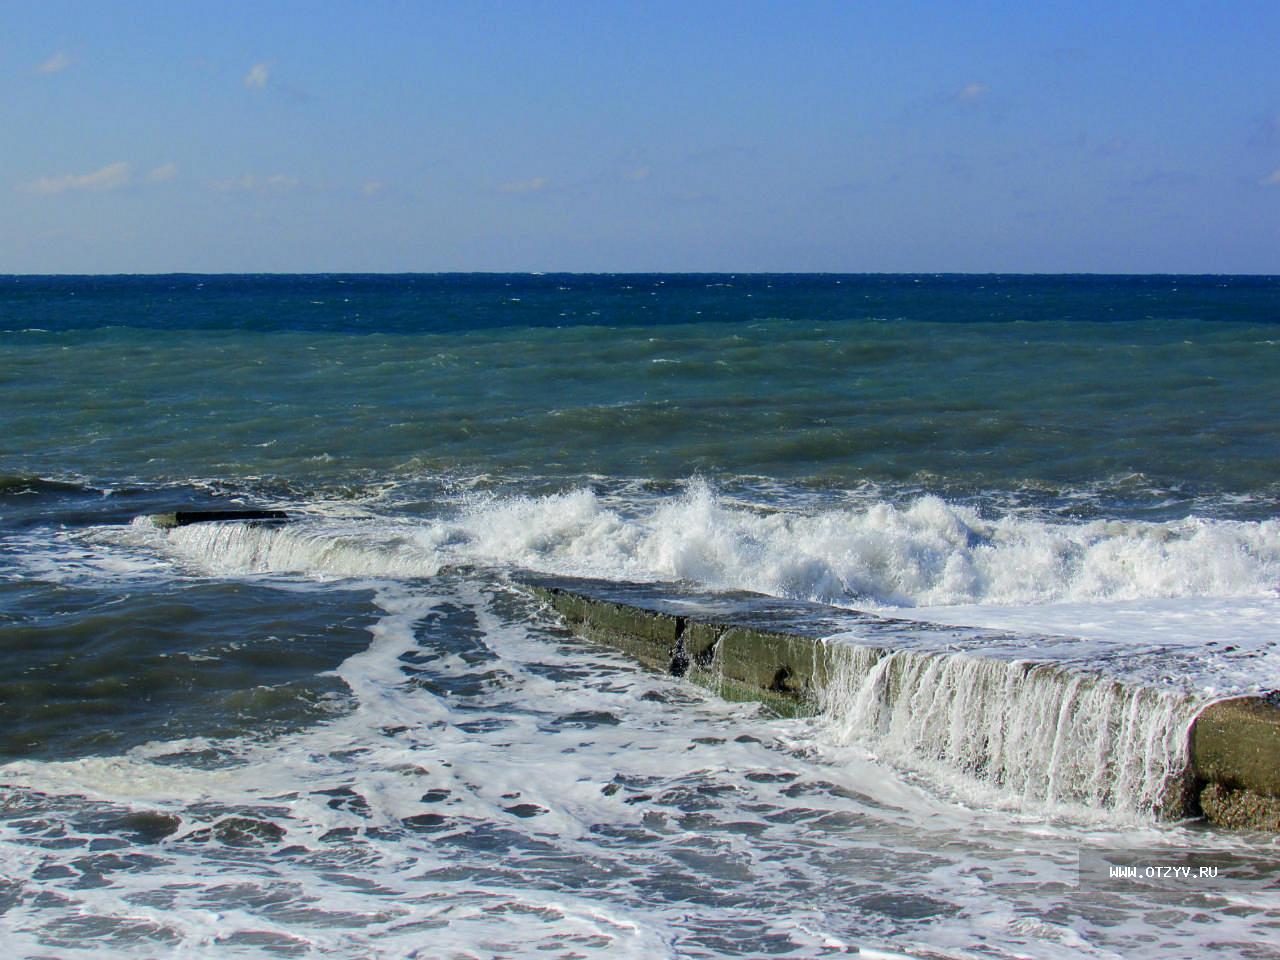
(3, 274, 1280, 957)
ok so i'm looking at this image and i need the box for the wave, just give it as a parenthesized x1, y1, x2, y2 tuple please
(127, 481, 1280, 607)
(0, 475, 94, 497)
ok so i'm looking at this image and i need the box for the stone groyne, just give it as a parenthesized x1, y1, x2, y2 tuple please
(514, 573, 1280, 830)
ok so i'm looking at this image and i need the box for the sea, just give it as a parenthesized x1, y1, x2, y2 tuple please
(2, 273, 1279, 958)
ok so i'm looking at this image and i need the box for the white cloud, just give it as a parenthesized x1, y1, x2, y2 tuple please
(498, 176, 549, 194)
(623, 165, 651, 182)
(211, 173, 299, 192)
(958, 82, 990, 100)
(147, 162, 178, 183)
(1260, 169, 1280, 186)
(37, 51, 71, 74)
(18, 161, 131, 195)
(361, 180, 385, 196)
(244, 62, 270, 89)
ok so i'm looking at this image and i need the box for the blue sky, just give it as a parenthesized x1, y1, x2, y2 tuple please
(3, 0, 1278, 273)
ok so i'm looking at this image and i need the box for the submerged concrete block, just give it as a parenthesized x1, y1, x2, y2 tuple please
(150, 509, 290, 529)
(520, 576, 879, 716)
(527, 584, 683, 673)
(716, 626, 834, 701)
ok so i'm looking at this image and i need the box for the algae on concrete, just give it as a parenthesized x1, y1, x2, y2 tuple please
(1190, 695, 1280, 828)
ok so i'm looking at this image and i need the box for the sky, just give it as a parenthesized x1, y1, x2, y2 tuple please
(3, 0, 1278, 274)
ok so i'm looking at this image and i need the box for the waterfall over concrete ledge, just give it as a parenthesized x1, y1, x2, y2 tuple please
(516, 573, 1280, 830)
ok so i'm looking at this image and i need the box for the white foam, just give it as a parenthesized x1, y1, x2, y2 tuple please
(118, 483, 1280, 609)
(1, 527, 176, 586)
(122, 514, 443, 580)
(899, 596, 1280, 697)
(817, 643, 1200, 821)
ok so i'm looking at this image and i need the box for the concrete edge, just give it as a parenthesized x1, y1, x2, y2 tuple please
(149, 509, 291, 529)
(517, 575, 1280, 831)
(524, 581, 836, 719)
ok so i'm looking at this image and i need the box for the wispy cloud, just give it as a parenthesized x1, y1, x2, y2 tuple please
(18, 161, 131, 195)
(622, 165, 651, 182)
(900, 84, 1000, 121)
(147, 162, 178, 183)
(498, 176, 549, 194)
(37, 51, 71, 74)
(1260, 169, 1280, 187)
(361, 180, 385, 196)
(244, 62, 270, 89)
(242, 61, 312, 102)
(211, 173, 299, 193)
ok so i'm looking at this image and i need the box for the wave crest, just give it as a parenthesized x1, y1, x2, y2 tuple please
(463, 483, 1280, 605)
(139, 481, 1280, 607)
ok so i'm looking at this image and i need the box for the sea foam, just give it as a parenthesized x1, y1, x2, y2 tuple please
(129, 481, 1280, 608)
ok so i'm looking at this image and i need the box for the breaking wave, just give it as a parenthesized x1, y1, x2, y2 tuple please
(125, 481, 1280, 607)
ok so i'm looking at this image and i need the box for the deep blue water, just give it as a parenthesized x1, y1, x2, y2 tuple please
(3, 272, 1277, 334)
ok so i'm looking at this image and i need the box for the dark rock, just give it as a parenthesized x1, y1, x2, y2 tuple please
(150, 509, 290, 529)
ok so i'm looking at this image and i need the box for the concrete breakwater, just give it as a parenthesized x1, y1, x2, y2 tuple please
(513, 573, 1280, 830)
(150, 509, 290, 528)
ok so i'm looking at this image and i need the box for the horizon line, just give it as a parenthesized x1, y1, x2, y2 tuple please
(4, 270, 1279, 279)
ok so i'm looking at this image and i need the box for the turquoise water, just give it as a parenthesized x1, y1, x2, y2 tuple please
(4, 273, 1279, 503)
(3, 275, 1280, 958)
